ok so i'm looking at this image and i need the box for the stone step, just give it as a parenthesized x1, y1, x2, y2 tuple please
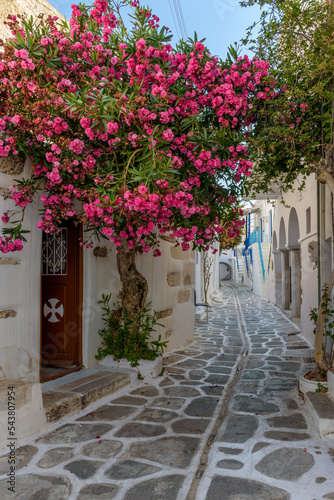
(42, 368, 131, 423)
(304, 391, 334, 436)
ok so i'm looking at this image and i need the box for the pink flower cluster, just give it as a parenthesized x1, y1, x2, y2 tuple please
(194, 151, 221, 175)
(0, 237, 23, 253)
(68, 139, 85, 154)
(0, 0, 275, 254)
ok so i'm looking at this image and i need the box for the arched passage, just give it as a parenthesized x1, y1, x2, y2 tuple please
(288, 208, 300, 247)
(279, 217, 286, 249)
(272, 231, 282, 305)
(288, 208, 301, 318)
(219, 262, 231, 282)
(273, 231, 278, 251)
(278, 217, 290, 309)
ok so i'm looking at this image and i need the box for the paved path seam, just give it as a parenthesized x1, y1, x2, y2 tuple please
(185, 283, 250, 499)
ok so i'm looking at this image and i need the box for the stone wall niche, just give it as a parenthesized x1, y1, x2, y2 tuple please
(93, 246, 108, 258)
(167, 272, 181, 287)
(0, 156, 25, 176)
(0, 187, 11, 199)
(0, 309, 17, 319)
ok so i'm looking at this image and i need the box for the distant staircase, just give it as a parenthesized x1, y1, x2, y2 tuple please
(234, 248, 245, 283)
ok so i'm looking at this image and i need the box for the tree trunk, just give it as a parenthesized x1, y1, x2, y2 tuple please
(317, 169, 334, 192)
(116, 240, 148, 318)
(203, 252, 213, 304)
(314, 268, 334, 378)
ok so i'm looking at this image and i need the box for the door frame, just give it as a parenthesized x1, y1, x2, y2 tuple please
(40, 221, 83, 381)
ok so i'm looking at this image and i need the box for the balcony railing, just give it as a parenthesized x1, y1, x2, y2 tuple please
(257, 229, 265, 282)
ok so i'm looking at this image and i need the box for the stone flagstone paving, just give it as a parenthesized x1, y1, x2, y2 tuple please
(1, 284, 334, 499)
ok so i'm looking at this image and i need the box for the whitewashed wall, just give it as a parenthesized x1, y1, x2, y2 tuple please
(138, 241, 195, 351)
(250, 244, 264, 296)
(0, 163, 42, 382)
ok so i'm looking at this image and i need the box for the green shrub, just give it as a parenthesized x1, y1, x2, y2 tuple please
(95, 294, 168, 367)
(310, 286, 334, 369)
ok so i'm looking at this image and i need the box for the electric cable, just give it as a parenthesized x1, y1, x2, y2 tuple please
(168, 0, 181, 39)
(172, 0, 186, 39)
(176, 0, 188, 39)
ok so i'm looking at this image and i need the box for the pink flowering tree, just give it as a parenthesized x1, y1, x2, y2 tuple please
(0, 0, 274, 317)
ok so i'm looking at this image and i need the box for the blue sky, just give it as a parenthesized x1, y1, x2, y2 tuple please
(48, 0, 261, 59)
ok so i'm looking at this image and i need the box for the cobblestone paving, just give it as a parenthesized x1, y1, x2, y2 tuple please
(1, 284, 334, 499)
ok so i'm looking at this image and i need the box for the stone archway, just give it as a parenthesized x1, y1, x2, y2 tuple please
(278, 217, 290, 310)
(219, 262, 231, 282)
(272, 231, 282, 305)
(288, 208, 301, 318)
(279, 217, 287, 248)
(288, 207, 300, 245)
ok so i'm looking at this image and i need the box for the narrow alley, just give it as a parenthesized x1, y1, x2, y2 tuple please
(1, 284, 334, 500)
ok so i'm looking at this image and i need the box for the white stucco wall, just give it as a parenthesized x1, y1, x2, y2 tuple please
(0, 164, 42, 382)
(82, 243, 120, 369)
(138, 240, 195, 351)
(250, 244, 264, 296)
(231, 253, 240, 283)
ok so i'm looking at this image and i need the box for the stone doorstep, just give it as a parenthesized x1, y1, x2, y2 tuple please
(304, 391, 334, 436)
(42, 371, 131, 424)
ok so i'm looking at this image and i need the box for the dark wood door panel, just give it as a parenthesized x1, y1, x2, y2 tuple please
(42, 284, 67, 358)
(41, 220, 81, 366)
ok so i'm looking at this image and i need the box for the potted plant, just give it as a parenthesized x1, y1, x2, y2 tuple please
(95, 294, 167, 378)
(299, 292, 334, 394)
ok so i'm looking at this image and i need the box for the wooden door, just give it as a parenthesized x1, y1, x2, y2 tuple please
(41, 220, 82, 366)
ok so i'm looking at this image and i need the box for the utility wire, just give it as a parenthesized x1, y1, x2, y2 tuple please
(168, 0, 181, 40)
(176, 0, 188, 39)
(172, 0, 186, 40)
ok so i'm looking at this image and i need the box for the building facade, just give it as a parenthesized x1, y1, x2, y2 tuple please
(0, 0, 64, 41)
(235, 173, 331, 346)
